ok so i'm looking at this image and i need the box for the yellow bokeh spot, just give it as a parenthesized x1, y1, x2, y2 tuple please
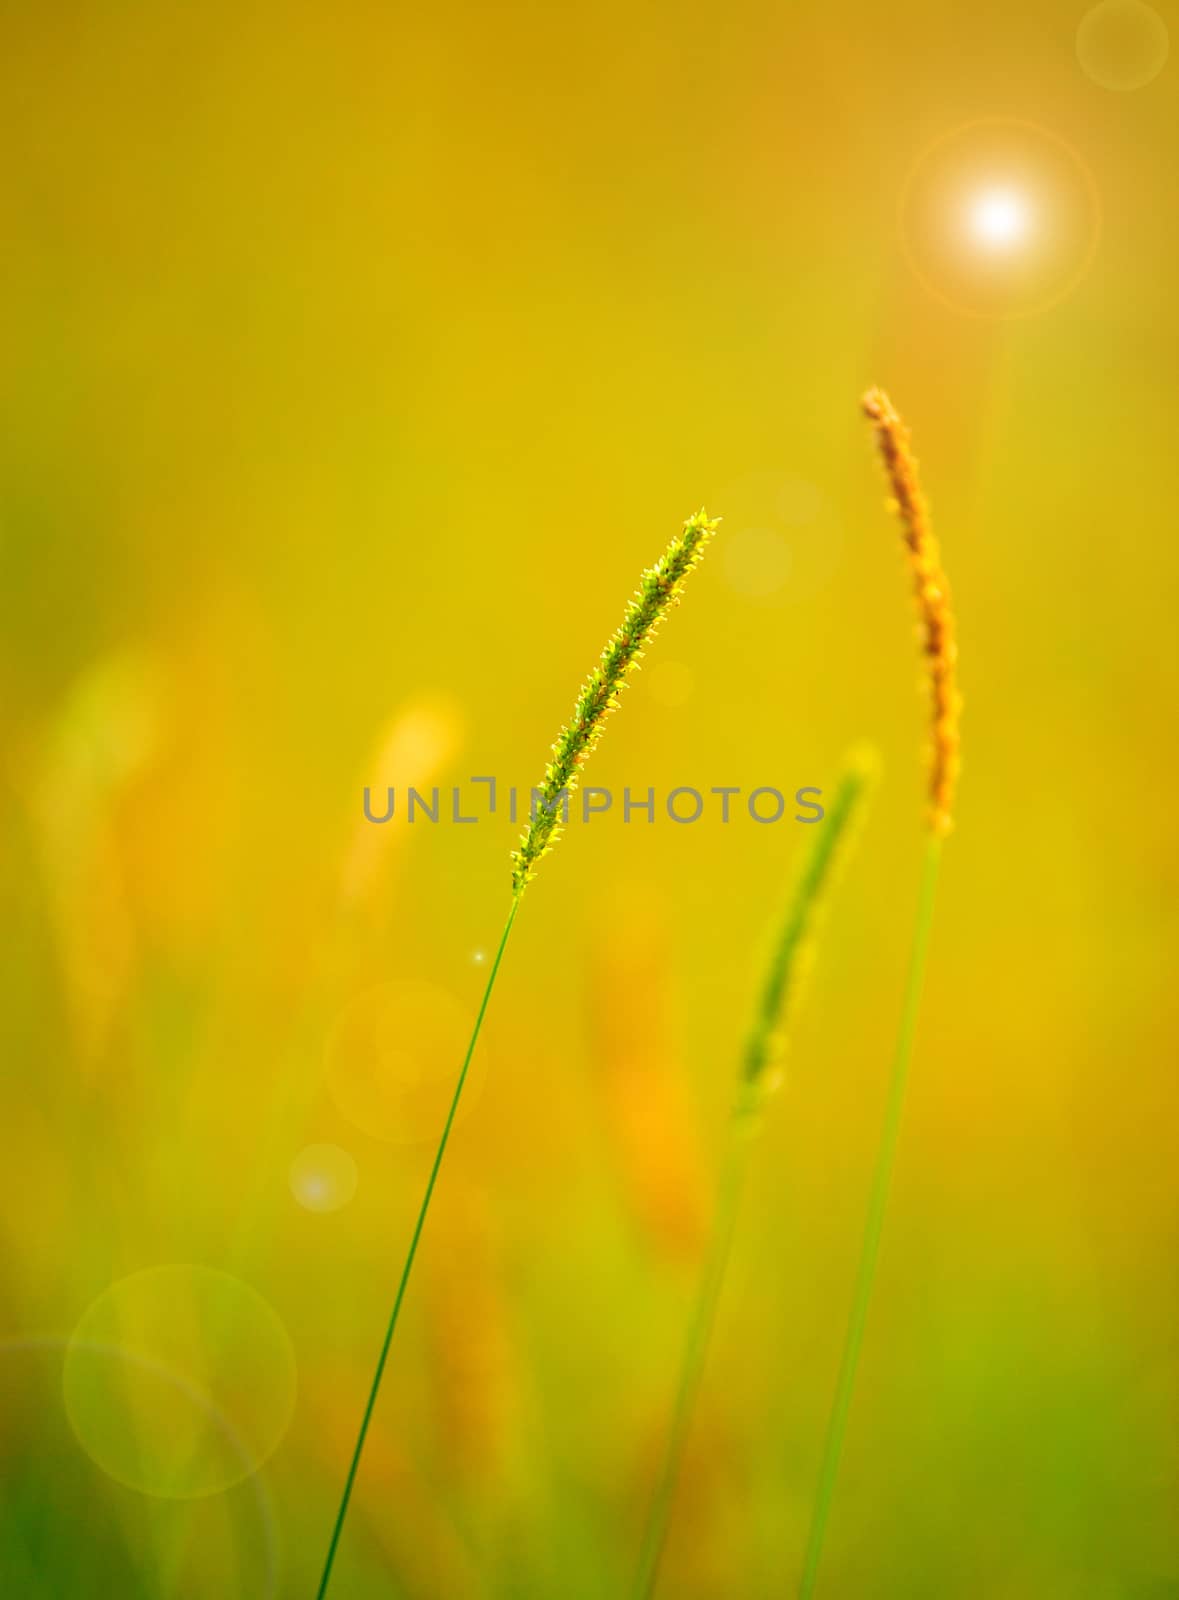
(710, 471, 843, 605)
(723, 526, 793, 602)
(326, 980, 484, 1144)
(1077, 0, 1169, 90)
(62, 1266, 297, 1499)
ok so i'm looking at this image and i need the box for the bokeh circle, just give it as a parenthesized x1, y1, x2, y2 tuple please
(899, 118, 1101, 318)
(62, 1265, 297, 1499)
(289, 1143, 358, 1212)
(326, 979, 485, 1144)
(2, 1335, 281, 1596)
(723, 526, 793, 602)
(1077, 0, 1169, 89)
(709, 471, 844, 606)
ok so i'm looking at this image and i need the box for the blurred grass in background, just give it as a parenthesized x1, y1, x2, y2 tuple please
(1, 1, 1177, 1595)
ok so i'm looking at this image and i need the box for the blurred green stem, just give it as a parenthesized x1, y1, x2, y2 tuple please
(796, 835, 942, 1598)
(314, 893, 522, 1600)
(632, 1127, 749, 1600)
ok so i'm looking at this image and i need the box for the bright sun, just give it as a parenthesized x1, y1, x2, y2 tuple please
(967, 187, 1030, 251)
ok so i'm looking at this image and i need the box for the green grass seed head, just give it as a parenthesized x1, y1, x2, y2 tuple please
(511, 510, 720, 895)
(737, 743, 878, 1123)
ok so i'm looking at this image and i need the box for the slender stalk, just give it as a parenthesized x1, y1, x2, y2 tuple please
(796, 835, 942, 1598)
(631, 1132, 749, 1600)
(632, 755, 875, 1599)
(315, 894, 521, 1600)
(315, 511, 717, 1592)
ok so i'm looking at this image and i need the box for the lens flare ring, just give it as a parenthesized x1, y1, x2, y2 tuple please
(898, 117, 1102, 320)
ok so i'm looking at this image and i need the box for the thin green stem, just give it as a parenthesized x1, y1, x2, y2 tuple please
(632, 1128, 750, 1600)
(797, 835, 942, 1598)
(314, 894, 522, 1600)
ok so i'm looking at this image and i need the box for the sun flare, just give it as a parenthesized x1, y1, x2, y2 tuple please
(967, 186, 1030, 251)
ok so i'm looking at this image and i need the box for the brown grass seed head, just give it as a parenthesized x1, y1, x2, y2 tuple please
(861, 386, 961, 836)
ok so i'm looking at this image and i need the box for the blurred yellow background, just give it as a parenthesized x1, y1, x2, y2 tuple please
(1, 2, 1176, 1595)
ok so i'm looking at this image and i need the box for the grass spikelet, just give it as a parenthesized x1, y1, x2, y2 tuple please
(739, 746, 878, 1121)
(861, 387, 961, 836)
(796, 390, 962, 1599)
(632, 747, 875, 1600)
(316, 511, 720, 1600)
(511, 510, 719, 893)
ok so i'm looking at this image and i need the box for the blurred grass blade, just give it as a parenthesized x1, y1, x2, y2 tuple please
(632, 751, 875, 1599)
